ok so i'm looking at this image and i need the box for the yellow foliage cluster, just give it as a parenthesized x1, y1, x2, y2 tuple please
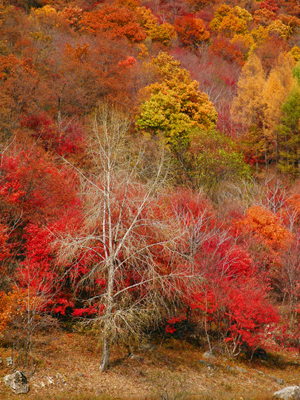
(268, 19, 292, 40)
(136, 53, 217, 149)
(136, 6, 176, 45)
(29, 5, 64, 33)
(209, 4, 252, 38)
(289, 46, 300, 63)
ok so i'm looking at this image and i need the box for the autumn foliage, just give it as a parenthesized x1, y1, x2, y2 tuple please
(1, 0, 300, 365)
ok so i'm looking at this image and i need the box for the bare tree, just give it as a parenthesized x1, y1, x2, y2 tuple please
(58, 103, 196, 372)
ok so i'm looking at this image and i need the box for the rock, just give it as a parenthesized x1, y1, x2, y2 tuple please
(271, 376, 284, 385)
(55, 373, 66, 384)
(199, 360, 208, 365)
(273, 386, 300, 399)
(203, 351, 214, 360)
(139, 343, 156, 352)
(5, 356, 13, 367)
(33, 381, 45, 388)
(129, 353, 143, 361)
(235, 367, 247, 373)
(226, 366, 247, 374)
(47, 376, 54, 385)
(255, 369, 265, 376)
(3, 371, 30, 394)
(198, 360, 218, 370)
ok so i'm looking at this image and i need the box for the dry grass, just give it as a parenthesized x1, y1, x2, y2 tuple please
(0, 332, 299, 399)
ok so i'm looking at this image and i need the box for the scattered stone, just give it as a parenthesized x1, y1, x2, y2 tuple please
(5, 356, 13, 367)
(3, 371, 30, 394)
(33, 382, 45, 389)
(47, 376, 54, 385)
(203, 351, 215, 360)
(139, 343, 156, 352)
(129, 353, 144, 361)
(273, 386, 300, 399)
(255, 369, 265, 376)
(271, 376, 284, 385)
(199, 360, 209, 365)
(208, 365, 218, 371)
(198, 360, 218, 370)
(56, 373, 66, 384)
(235, 367, 247, 373)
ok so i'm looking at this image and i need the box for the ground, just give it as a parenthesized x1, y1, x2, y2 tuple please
(0, 331, 299, 399)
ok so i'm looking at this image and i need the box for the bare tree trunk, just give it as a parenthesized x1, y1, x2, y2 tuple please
(263, 124, 268, 174)
(100, 335, 110, 372)
(99, 256, 115, 372)
(275, 130, 278, 176)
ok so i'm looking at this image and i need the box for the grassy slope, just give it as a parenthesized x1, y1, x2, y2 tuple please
(1, 332, 300, 399)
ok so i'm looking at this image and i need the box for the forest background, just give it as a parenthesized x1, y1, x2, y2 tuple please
(1, 0, 300, 381)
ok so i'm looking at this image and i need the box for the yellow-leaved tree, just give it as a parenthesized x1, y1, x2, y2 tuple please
(209, 4, 252, 38)
(263, 53, 295, 170)
(136, 52, 217, 152)
(231, 53, 267, 170)
(136, 53, 249, 192)
(232, 52, 295, 173)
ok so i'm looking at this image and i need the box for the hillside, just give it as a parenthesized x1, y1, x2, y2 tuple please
(1, 0, 300, 397)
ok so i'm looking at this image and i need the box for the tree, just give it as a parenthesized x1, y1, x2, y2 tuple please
(256, 53, 295, 171)
(209, 4, 252, 38)
(274, 234, 300, 325)
(260, 0, 279, 14)
(57, 104, 194, 372)
(164, 201, 279, 356)
(136, 53, 217, 152)
(79, 5, 147, 42)
(0, 54, 40, 140)
(268, 19, 292, 40)
(277, 86, 300, 176)
(135, 6, 176, 46)
(241, 205, 291, 251)
(253, 9, 277, 27)
(231, 54, 267, 170)
(174, 16, 209, 49)
(182, 128, 251, 192)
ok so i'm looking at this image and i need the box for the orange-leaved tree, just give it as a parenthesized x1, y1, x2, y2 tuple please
(174, 16, 209, 49)
(241, 205, 291, 251)
(79, 5, 147, 42)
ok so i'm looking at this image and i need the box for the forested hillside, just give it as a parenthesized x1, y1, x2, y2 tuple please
(1, 0, 300, 384)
